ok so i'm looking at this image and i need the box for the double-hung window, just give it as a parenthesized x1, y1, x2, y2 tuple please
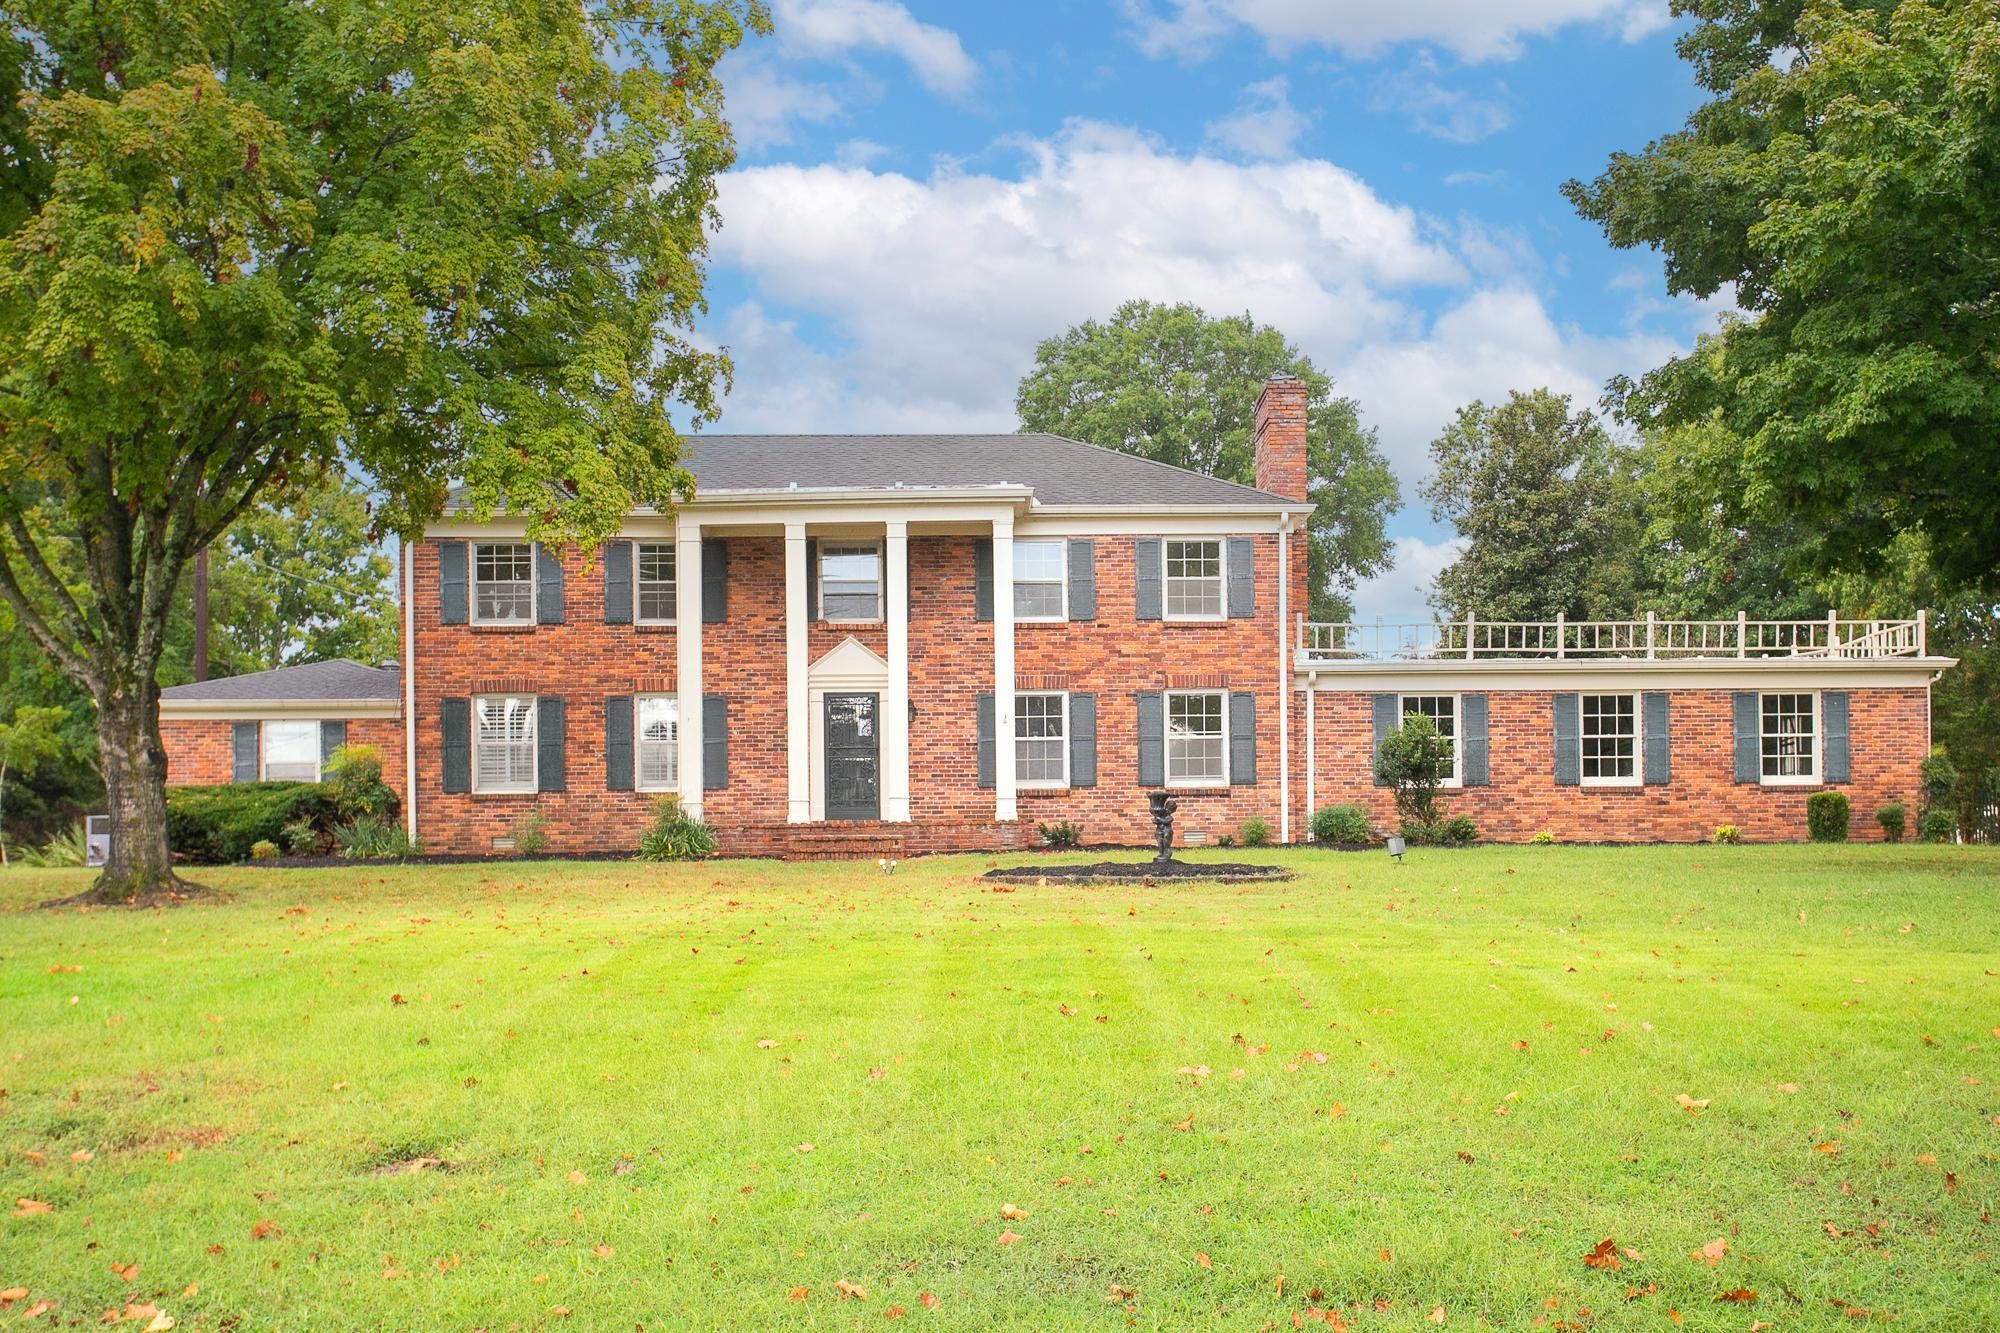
(1166, 690, 1227, 786)
(819, 543, 882, 621)
(1580, 693, 1639, 785)
(261, 720, 321, 782)
(1760, 692, 1817, 783)
(1164, 539, 1224, 620)
(636, 694, 679, 790)
(473, 694, 537, 793)
(636, 544, 677, 624)
(1015, 692, 1067, 786)
(472, 543, 534, 623)
(1400, 694, 1460, 785)
(1014, 540, 1066, 620)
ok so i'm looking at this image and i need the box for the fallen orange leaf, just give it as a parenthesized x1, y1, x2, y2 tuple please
(1583, 1238, 1622, 1271)
(997, 1229, 1023, 1246)
(1691, 1238, 1728, 1266)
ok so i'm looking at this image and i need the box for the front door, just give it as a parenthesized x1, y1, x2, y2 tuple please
(823, 693, 880, 820)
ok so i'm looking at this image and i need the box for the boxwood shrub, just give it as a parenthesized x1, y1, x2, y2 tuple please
(165, 782, 339, 864)
(1805, 790, 1851, 843)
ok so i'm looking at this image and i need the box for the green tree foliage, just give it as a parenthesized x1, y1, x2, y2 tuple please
(0, 703, 66, 865)
(0, 0, 767, 899)
(1015, 300, 1400, 620)
(1565, 0, 2000, 593)
(1373, 714, 1452, 828)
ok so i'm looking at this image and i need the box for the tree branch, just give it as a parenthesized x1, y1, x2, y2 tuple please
(0, 546, 101, 690)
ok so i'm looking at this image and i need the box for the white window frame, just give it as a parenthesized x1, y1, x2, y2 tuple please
(261, 719, 322, 783)
(1014, 691, 1069, 788)
(635, 693, 679, 791)
(472, 693, 538, 794)
(1165, 689, 1229, 787)
(818, 541, 884, 624)
(1398, 693, 1461, 788)
(1013, 540, 1068, 622)
(1579, 693, 1641, 788)
(471, 541, 535, 625)
(1163, 539, 1226, 622)
(1759, 690, 1820, 787)
(634, 543, 677, 626)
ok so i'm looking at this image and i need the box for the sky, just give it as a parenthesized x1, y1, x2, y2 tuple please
(693, 0, 1723, 623)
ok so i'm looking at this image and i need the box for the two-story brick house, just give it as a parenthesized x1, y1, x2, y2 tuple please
(160, 377, 1951, 853)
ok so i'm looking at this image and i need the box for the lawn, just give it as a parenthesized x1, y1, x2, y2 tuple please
(0, 846, 1995, 1330)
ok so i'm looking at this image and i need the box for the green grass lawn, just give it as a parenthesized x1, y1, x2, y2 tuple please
(1, 846, 1996, 1330)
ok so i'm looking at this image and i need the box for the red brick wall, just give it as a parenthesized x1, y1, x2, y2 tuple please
(161, 716, 404, 794)
(1289, 685, 1930, 844)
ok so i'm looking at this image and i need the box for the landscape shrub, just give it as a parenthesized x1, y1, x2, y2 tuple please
(1311, 804, 1372, 845)
(1917, 808, 1955, 843)
(1037, 820, 1082, 849)
(1215, 833, 1235, 847)
(165, 782, 337, 864)
(323, 744, 398, 822)
(250, 840, 280, 861)
(636, 797, 717, 861)
(1401, 815, 1477, 847)
(510, 809, 550, 856)
(1375, 714, 1452, 828)
(1239, 816, 1271, 847)
(1713, 824, 1742, 845)
(1876, 802, 1906, 842)
(15, 824, 90, 867)
(335, 817, 423, 860)
(1530, 830, 1555, 845)
(1806, 790, 1851, 843)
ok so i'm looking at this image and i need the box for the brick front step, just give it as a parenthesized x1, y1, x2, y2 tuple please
(719, 819, 1037, 861)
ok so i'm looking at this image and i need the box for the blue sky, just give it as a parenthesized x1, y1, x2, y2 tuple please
(696, 0, 1722, 621)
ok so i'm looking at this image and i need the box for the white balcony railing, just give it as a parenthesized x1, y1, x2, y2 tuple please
(1296, 611, 1929, 665)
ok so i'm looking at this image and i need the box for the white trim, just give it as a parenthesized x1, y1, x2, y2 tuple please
(993, 519, 1016, 820)
(161, 698, 402, 721)
(1163, 537, 1226, 623)
(1011, 538, 1068, 623)
(403, 537, 418, 841)
(1300, 659, 1952, 693)
(471, 693, 538, 794)
(1013, 690, 1070, 789)
(633, 539, 678, 625)
(884, 521, 911, 822)
(1164, 688, 1229, 788)
(1757, 689, 1821, 787)
(1277, 515, 1291, 843)
(785, 523, 810, 824)
(634, 693, 681, 793)
(259, 719, 323, 783)
(1399, 692, 1462, 788)
(675, 522, 704, 820)
(1577, 691, 1641, 788)
(817, 539, 885, 624)
(806, 637, 891, 822)
(469, 540, 536, 625)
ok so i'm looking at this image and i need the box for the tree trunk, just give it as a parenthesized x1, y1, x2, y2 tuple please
(91, 682, 183, 901)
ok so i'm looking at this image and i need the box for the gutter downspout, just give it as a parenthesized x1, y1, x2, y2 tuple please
(1277, 514, 1292, 845)
(403, 538, 419, 843)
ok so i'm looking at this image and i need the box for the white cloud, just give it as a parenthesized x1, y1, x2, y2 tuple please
(1349, 534, 1468, 622)
(773, 0, 977, 95)
(1203, 76, 1311, 159)
(722, 52, 845, 150)
(1371, 53, 1512, 143)
(1126, 0, 1667, 63)
(1443, 169, 1507, 187)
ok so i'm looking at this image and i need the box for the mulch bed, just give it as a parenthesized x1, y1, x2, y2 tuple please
(983, 859, 1296, 885)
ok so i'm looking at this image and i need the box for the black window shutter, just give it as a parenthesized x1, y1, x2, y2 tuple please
(701, 539, 726, 623)
(1552, 692, 1581, 787)
(1642, 692, 1670, 785)
(1136, 692, 1164, 786)
(602, 540, 632, 625)
(1226, 537, 1255, 618)
(1731, 691, 1760, 784)
(1134, 539, 1163, 621)
(535, 544, 564, 624)
(438, 541, 468, 625)
(1228, 692, 1256, 785)
(1067, 540, 1096, 621)
(807, 538, 820, 620)
(231, 722, 259, 783)
(440, 698, 471, 794)
(1460, 693, 1489, 786)
(703, 695, 727, 788)
(536, 696, 566, 792)
(1822, 690, 1851, 783)
(1068, 693, 1097, 787)
(972, 539, 993, 621)
(605, 695, 634, 791)
(975, 693, 995, 788)
(319, 720, 347, 771)
(1370, 693, 1399, 786)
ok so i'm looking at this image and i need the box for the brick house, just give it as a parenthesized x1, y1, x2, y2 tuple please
(160, 378, 1951, 854)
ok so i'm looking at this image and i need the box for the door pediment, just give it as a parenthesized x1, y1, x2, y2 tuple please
(809, 636, 889, 689)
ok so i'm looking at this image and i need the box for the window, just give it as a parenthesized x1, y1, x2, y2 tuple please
(1166, 691, 1227, 786)
(1580, 693, 1638, 784)
(262, 720, 320, 782)
(1014, 540, 1066, 620)
(1400, 694, 1460, 785)
(1761, 692, 1817, 782)
(473, 542, 534, 623)
(1165, 539, 1224, 619)
(474, 694, 537, 792)
(819, 542, 882, 621)
(1015, 693, 1067, 786)
(636, 543, 676, 623)
(636, 694, 678, 790)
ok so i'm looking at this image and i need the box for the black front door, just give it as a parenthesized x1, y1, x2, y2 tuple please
(824, 693, 880, 820)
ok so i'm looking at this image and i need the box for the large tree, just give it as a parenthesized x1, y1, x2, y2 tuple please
(1564, 0, 2000, 593)
(1014, 300, 1400, 621)
(0, 0, 766, 900)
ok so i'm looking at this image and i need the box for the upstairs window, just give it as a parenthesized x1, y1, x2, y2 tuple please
(636, 543, 677, 623)
(474, 694, 537, 792)
(262, 720, 321, 782)
(1580, 693, 1638, 785)
(1164, 539, 1223, 620)
(1015, 692, 1068, 786)
(1761, 692, 1817, 782)
(1400, 693, 1460, 785)
(819, 542, 882, 621)
(1014, 540, 1067, 620)
(1166, 690, 1227, 785)
(636, 694, 679, 789)
(473, 543, 534, 623)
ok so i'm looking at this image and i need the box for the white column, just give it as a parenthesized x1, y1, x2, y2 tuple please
(992, 517, 1016, 821)
(675, 522, 704, 820)
(884, 520, 911, 822)
(785, 523, 810, 823)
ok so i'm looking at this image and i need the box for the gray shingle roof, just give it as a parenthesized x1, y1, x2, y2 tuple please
(160, 659, 400, 704)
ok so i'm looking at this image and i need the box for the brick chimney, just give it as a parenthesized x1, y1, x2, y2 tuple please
(1253, 374, 1309, 502)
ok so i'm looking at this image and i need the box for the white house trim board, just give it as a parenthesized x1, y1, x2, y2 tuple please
(884, 521, 912, 822)
(675, 521, 704, 820)
(992, 517, 1017, 821)
(806, 637, 893, 822)
(785, 523, 810, 824)
(160, 699, 403, 721)
(1295, 658, 1956, 694)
